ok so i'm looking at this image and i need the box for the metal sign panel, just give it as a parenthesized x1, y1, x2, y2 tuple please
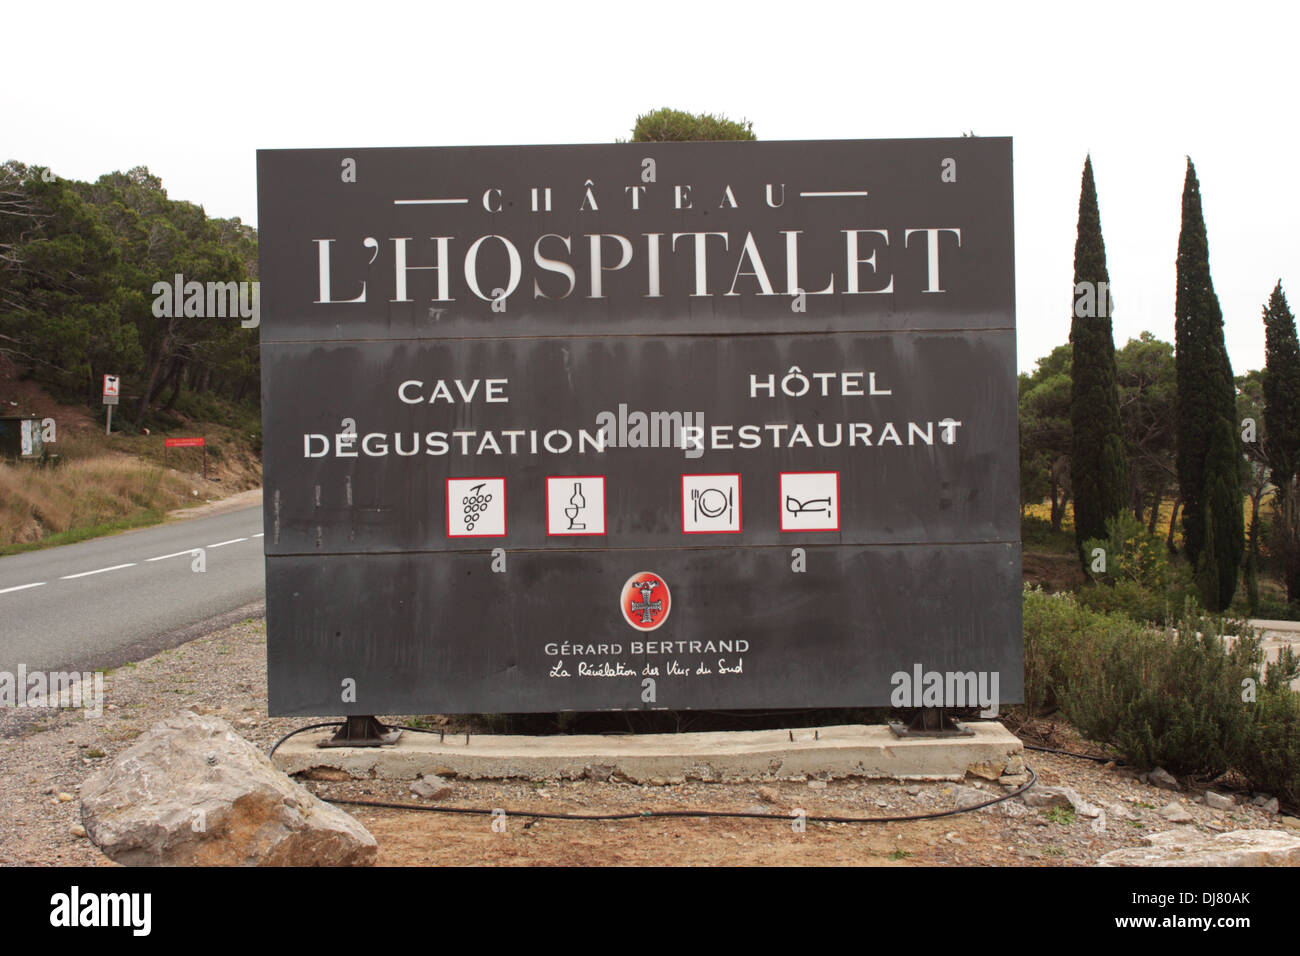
(257, 139, 1021, 717)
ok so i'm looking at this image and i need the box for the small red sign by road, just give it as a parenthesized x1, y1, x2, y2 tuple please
(164, 437, 205, 448)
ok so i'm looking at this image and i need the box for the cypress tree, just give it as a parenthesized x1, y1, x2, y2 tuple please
(1174, 158, 1243, 610)
(1069, 156, 1129, 562)
(1261, 282, 1300, 600)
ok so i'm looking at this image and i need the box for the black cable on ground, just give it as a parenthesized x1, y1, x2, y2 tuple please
(267, 720, 1040, 825)
(1022, 742, 1121, 764)
(267, 721, 342, 759)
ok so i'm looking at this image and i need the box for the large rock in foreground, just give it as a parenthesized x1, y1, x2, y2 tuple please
(1097, 827, 1300, 867)
(81, 711, 376, 866)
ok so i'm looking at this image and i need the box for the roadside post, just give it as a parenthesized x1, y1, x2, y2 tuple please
(102, 374, 119, 435)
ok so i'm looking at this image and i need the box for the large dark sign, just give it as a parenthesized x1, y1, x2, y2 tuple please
(257, 138, 1022, 716)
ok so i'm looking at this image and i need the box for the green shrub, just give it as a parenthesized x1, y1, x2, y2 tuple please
(1021, 585, 1143, 717)
(1074, 578, 1172, 625)
(1250, 594, 1300, 621)
(1238, 687, 1300, 806)
(1061, 604, 1261, 775)
(1235, 648, 1300, 805)
(1082, 513, 1165, 588)
(1078, 513, 1196, 624)
(1023, 587, 1300, 793)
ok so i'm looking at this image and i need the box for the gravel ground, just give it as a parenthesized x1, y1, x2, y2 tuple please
(1, 618, 1295, 866)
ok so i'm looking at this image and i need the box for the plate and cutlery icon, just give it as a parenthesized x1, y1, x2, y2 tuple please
(682, 474, 741, 533)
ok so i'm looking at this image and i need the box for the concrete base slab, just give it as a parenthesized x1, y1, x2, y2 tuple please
(272, 721, 1023, 784)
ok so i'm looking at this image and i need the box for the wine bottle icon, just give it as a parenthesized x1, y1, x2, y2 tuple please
(565, 482, 587, 530)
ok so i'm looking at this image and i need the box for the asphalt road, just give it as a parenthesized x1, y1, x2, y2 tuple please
(0, 504, 264, 673)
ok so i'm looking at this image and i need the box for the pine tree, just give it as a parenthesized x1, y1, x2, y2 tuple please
(1069, 156, 1129, 564)
(1174, 158, 1243, 610)
(629, 108, 755, 142)
(1261, 282, 1300, 600)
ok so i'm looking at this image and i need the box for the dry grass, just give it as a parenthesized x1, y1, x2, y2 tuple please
(1024, 497, 1192, 548)
(0, 454, 196, 548)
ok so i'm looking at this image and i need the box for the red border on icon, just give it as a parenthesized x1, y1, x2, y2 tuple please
(681, 474, 742, 534)
(446, 477, 507, 538)
(779, 471, 839, 532)
(546, 476, 607, 536)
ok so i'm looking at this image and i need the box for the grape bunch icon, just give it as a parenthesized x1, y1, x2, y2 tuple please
(462, 482, 493, 532)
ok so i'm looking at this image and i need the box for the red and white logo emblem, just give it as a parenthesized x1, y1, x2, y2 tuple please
(620, 572, 671, 631)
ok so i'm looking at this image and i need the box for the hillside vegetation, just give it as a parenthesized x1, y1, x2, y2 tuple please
(0, 161, 261, 552)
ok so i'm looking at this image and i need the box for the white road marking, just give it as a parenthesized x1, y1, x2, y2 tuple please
(0, 582, 45, 595)
(146, 549, 201, 562)
(61, 563, 136, 580)
(208, 538, 247, 548)
(252, 532, 264, 538)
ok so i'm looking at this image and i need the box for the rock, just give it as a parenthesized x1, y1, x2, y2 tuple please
(1023, 786, 1073, 809)
(80, 711, 376, 866)
(1204, 791, 1235, 811)
(757, 786, 780, 804)
(585, 764, 615, 782)
(1021, 784, 1099, 817)
(952, 786, 987, 810)
(966, 759, 1007, 781)
(70, 824, 86, 838)
(905, 785, 922, 796)
(1072, 797, 1103, 819)
(649, 777, 668, 787)
(1148, 767, 1180, 791)
(999, 773, 1031, 787)
(1260, 797, 1280, 815)
(807, 780, 827, 791)
(410, 775, 453, 800)
(1098, 828, 1300, 867)
(1103, 801, 1134, 821)
(1003, 753, 1025, 775)
(56, 792, 75, 803)
(1161, 801, 1194, 824)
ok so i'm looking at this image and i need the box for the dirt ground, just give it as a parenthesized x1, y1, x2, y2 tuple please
(1, 617, 1295, 867)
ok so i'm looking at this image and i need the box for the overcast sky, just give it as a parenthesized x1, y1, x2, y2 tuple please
(5, 1, 1296, 373)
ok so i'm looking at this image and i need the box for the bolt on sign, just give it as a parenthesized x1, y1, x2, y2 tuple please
(256, 139, 1022, 717)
